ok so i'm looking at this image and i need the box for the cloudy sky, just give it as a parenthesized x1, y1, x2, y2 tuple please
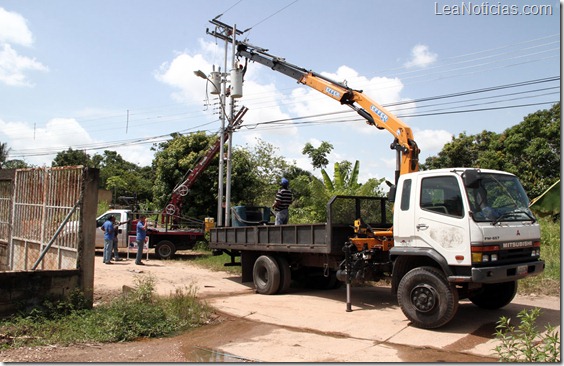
(0, 0, 559, 182)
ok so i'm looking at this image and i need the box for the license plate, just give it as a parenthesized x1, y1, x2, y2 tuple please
(517, 265, 528, 275)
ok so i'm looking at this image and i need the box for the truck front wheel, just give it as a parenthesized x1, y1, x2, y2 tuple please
(253, 255, 281, 295)
(155, 240, 176, 260)
(397, 266, 459, 329)
(469, 281, 517, 309)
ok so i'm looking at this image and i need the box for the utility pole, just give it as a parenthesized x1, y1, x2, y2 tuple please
(224, 24, 238, 227)
(206, 18, 245, 227)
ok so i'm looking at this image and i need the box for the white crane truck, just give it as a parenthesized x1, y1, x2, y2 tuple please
(207, 39, 544, 329)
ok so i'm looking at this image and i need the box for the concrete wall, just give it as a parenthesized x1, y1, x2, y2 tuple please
(0, 269, 80, 316)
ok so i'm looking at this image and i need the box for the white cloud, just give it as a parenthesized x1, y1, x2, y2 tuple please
(0, 7, 48, 87)
(155, 40, 422, 182)
(0, 7, 33, 46)
(404, 44, 438, 69)
(0, 43, 48, 86)
(412, 128, 452, 155)
(0, 117, 94, 165)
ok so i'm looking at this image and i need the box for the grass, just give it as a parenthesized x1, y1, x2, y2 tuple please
(519, 217, 560, 296)
(190, 240, 242, 274)
(0, 275, 212, 350)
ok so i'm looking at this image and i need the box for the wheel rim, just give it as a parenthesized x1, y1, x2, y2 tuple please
(410, 284, 438, 313)
(257, 266, 268, 284)
(159, 245, 172, 257)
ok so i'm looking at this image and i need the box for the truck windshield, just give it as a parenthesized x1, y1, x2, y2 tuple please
(466, 173, 535, 223)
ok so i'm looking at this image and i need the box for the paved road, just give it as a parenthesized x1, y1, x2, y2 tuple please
(93, 254, 560, 362)
(204, 277, 559, 362)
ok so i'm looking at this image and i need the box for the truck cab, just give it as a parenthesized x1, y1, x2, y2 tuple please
(95, 210, 131, 249)
(391, 168, 543, 298)
(394, 168, 541, 261)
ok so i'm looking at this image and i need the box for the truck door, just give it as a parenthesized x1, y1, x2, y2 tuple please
(393, 177, 416, 247)
(414, 175, 471, 265)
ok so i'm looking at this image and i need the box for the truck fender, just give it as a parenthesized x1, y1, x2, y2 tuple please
(389, 247, 453, 295)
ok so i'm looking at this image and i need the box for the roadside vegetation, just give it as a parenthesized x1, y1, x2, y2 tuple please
(0, 276, 212, 350)
(518, 217, 560, 296)
(494, 307, 560, 362)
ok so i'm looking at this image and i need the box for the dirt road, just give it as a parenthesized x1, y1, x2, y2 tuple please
(0, 251, 560, 362)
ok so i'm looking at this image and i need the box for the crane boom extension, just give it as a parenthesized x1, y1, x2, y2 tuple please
(236, 42, 420, 179)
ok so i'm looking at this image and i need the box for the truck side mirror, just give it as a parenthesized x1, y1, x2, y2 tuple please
(387, 185, 397, 203)
(463, 169, 480, 188)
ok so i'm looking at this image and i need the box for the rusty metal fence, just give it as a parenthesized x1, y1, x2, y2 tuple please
(0, 180, 12, 263)
(9, 167, 84, 271)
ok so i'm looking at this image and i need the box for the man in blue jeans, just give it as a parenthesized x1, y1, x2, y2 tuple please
(135, 215, 148, 265)
(102, 216, 115, 264)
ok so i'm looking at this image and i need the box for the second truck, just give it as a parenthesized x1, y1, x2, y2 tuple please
(207, 38, 545, 329)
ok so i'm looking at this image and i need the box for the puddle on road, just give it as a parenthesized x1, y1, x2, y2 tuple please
(178, 314, 498, 363)
(186, 346, 254, 362)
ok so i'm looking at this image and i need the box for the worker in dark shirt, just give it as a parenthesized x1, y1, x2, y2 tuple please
(273, 178, 293, 225)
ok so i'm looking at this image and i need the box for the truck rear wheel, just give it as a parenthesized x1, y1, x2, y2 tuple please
(253, 255, 280, 295)
(275, 256, 291, 294)
(397, 266, 459, 329)
(469, 281, 517, 309)
(155, 240, 176, 260)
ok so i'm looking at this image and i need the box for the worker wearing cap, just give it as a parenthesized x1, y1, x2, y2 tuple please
(273, 178, 293, 225)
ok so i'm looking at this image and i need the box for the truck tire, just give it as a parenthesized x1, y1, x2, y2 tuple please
(253, 255, 281, 295)
(469, 281, 517, 310)
(275, 256, 291, 294)
(397, 266, 459, 329)
(155, 240, 176, 260)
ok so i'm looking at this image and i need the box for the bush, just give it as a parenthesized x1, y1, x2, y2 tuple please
(519, 217, 561, 296)
(0, 275, 212, 349)
(494, 307, 560, 362)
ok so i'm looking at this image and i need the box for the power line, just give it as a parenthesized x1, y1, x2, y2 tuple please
(6, 76, 560, 159)
(246, 0, 299, 31)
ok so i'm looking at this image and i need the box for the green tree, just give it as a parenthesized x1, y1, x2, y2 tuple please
(88, 150, 152, 205)
(3, 159, 29, 169)
(291, 160, 385, 223)
(52, 148, 92, 167)
(0, 142, 10, 168)
(422, 130, 501, 170)
(235, 138, 294, 207)
(321, 160, 362, 195)
(422, 103, 560, 198)
(302, 141, 333, 170)
(501, 103, 560, 197)
(152, 132, 230, 219)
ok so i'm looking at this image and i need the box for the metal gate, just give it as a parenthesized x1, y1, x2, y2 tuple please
(9, 167, 84, 271)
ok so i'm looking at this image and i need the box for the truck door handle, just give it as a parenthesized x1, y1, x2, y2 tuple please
(416, 224, 429, 230)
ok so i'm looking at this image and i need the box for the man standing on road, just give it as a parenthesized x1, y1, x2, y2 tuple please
(101, 216, 115, 264)
(135, 215, 148, 265)
(273, 178, 293, 225)
(112, 219, 123, 261)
